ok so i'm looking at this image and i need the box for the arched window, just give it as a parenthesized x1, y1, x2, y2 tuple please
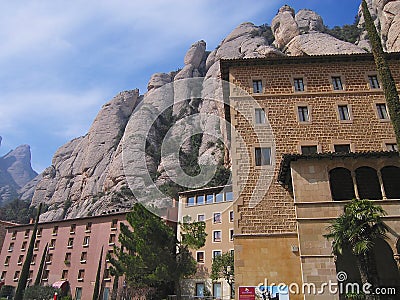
(329, 167, 355, 201)
(381, 166, 400, 199)
(355, 167, 382, 200)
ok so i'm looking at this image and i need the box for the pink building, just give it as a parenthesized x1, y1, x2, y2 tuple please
(0, 212, 128, 300)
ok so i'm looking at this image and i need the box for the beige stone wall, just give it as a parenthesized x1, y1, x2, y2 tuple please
(234, 235, 303, 300)
(292, 157, 400, 299)
(226, 55, 400, 299)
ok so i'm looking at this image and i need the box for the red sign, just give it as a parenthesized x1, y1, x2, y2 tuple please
(239, 286, 256, 300)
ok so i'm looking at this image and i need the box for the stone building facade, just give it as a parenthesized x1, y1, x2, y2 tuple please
(220, 53, 400, 299)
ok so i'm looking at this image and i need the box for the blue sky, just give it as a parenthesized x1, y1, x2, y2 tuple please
(0, 0, 362, 172)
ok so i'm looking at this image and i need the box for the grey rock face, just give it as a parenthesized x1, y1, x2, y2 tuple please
(23, 3, 400, 221)
(271, 5, 300, 49)
(31, 90, 140, 221)
(0, 143, 37, 204)
(285, 32, 367, 56)
(295, 9, 324, 33)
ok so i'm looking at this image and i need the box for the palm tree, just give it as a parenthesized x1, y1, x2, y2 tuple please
(325, 199, 388, 300)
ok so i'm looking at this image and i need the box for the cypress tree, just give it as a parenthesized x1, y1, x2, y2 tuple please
(362, 0, 400, 149)
(14, 203, 42, 300)
(92, 247, 104, 300)
(34, 243, 48, 286)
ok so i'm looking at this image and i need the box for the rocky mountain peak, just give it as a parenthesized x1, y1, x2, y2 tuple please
(0, 141, 37, 205)
(5, 2, 400, 221)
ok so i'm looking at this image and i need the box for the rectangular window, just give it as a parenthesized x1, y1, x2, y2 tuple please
(34, 240, 40, 250)
(28, 270, 33, 281)
(215, 193, 223, 203)
(196, 251, 205, 263)
(301, 145, 318, 155)
(31, 254, 37, 265)
(332, 76, 343, 90)
(187, 196, 195, 206)
(206, 194, 214, 204)
(334, 144, 351, 153)
(65, 252, 72, 263)
(229, 211, 234, 222)
(255, 108, 266, 124)
(196, 195, 204, 205)
(11, 231, 17, 239)
(52, 226, 58, 235)
(83, 236, 90, 247)
(14, 271, 20, 281)
(109, 234, 116, 245)
(104, 268, 111, 280)
(80, 252, 87, 263)
(75, 287, 82, 300)
(213, 250, 222, 258)
(49, 239, 56, 249)
(368, 75, 380, 89)
(4, 256, 10, 265)
(70, 224, 76, 234)
(213, 283, 222, 298)
(8, 242, 14, 252)
(78, 269, 85, 281)
(297, 106, 309, 122)
(18, 255, 24, 265)
(1, 271, 6, 280)
(230, 229, 234, 241)
(376, 103, 389, 120)
(21, 241, 27, 251)
(338, 105, 350, 121)
(62, 270, 68, 280)
(37, 228, 42, 237)
(46, 253, 53, 264)
(68, 238, 74, 248)
(252, 80, 263, 93)
(111, 219, 118, 229)
(42, 270, 49, 280)
(196, 283, 205, 297)
(225, 191, 233, 202)
(255, 147, 271, 166)
(294, 78, 304, 92)
(85, 222, 92, 232)
(213, 231, 222, 242)
(213, 213, 221, 224)
(386, 143, 398, 151)
(24, 229, 30, 238)
(197, 214, 205, 222)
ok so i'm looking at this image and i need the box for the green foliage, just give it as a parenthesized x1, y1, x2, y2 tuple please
(180, 217, 207, 250)
(108, 203, 197, 298)
(0, 285, 14, 298)
(62, 198, 72, 219)
(15, 203, 42, 300)
(211, 251, 234, 286)
(362, 0, 400, 150)
(92, 247, 103, 300)
(325, 199, 388, 298)
(325, 199, 388, 256)
(324, 23, 362, 44)
(22, 285, 59, 300)
(34, 243, 48, 286)
(0, 199, 36, 224)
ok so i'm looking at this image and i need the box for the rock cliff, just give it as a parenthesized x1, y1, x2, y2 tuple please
(0, 138, 37, 205)
(11, 3, 399, 221)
